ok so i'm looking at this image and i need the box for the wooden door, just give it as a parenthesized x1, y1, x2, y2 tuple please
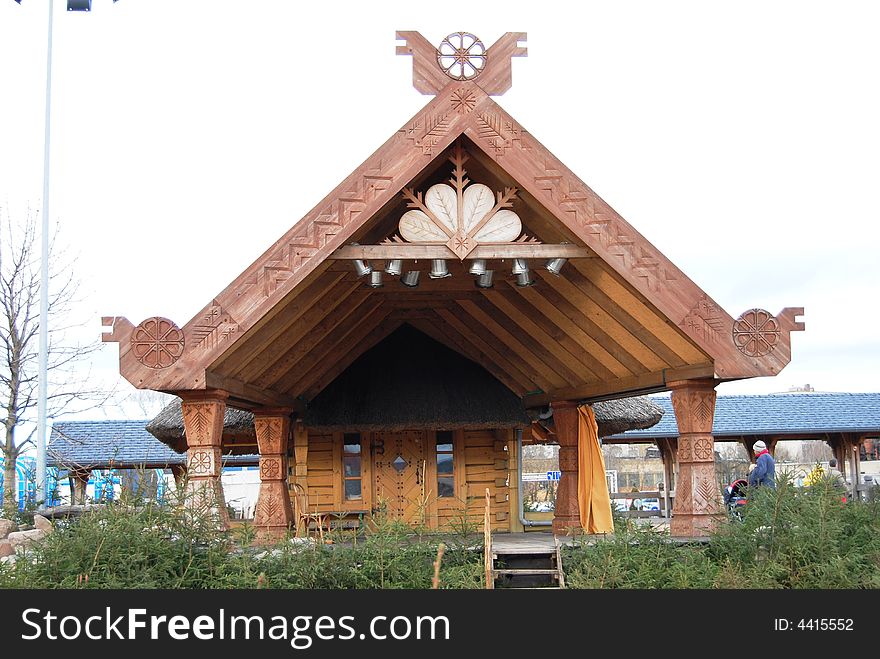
(372, 431, 430, 525)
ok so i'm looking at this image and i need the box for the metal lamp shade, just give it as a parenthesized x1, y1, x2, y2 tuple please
(511, 258, 529, 275)
(368, 271, 384, 288)
(515, 271, 535, 287)
(545, 257, 567, 276)
(401, 271, 420, 287)
(468, 259, 487, 275)
(475, 270, 494, 289)
(353, 259, 372, 277)
(429, 259, 451, 279)
(385, 259, 403, 276)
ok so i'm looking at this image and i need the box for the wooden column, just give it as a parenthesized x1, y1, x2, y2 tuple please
(847, 435, 861, 500)
(180, 391, 230, 528)
(170, 463, 187, 487)
(656, 438, 677, 519)
(292, 421, 309, 496)
(69, 469, 90, 505)
(669, 379, 724, 537)
(826, 436, 847, 483)
(552, 401, 580, 535)
(253, 409, 295, 541)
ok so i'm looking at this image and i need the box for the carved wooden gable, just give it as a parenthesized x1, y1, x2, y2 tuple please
(103, 31, 803, 408)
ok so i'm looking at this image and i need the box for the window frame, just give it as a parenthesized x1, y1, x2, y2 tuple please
(335, 432, 372, 511)
(435, 430, 456, 499)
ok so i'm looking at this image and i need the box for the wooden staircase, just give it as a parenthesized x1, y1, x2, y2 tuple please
(490, 537, 566, 589)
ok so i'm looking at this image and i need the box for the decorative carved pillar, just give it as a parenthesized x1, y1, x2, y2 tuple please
(552, 401, 580, 535)
(669, 380, 724, 537)
(180, 391, 229, 528)
(253, 409, 295, 541)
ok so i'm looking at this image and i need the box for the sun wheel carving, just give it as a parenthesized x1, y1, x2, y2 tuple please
(733, 308, 780, 357)
(130, 317, 184, 369)
(436, 32, 486, 80)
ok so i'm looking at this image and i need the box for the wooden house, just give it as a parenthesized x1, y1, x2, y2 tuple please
(103, 31, 803, 538)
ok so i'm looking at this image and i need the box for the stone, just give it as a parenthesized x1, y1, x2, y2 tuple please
(33, 514, 53, 533)
(0, 518, 14, 539)
(7, 528, 48, 549)
(0, 539, 13, 557)
(0, 554, 16, 566)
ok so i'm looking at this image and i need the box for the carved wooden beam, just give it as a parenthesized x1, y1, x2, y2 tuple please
(330, 243, 591, 260)
(203, 372, 303, 411)
(521, 363, 717, 408)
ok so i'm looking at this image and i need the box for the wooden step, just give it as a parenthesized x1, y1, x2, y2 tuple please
(493, 568, 560, 576)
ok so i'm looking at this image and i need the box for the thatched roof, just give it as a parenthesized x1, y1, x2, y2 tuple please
(146, 399, 255, 454)
(527, 396, 664, 440)
(304, 324, 530, 431)
(591, 397, 664, 438)
(146, 325, 664, 448)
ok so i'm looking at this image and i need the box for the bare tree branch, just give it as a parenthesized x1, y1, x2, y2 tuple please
(1, 205, 113, 513)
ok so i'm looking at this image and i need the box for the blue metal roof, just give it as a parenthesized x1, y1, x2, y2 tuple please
(49, 420, 258, 468)
(609, 392, 880, 440)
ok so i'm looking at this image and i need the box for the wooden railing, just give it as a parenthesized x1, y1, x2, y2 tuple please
(609, 490, 675, 518)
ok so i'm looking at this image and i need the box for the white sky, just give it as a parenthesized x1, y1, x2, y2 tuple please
(2, 0, 879, 419)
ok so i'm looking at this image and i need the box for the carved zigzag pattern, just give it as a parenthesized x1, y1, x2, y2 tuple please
(533, 170, 676, 292)
(255, 168, 394, 296)
(471, 105, 680, 294)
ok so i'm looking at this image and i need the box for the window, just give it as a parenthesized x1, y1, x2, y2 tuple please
(436, 431, 454, 498)
(343, 433, 362, 500)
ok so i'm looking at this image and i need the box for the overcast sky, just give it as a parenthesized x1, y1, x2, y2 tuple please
(1, 0, 878, 418)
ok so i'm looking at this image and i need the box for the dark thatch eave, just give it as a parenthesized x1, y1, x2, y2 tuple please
(526, 396, 665, 440)
(146, 399, 255, 454)
(591, 397, 664, 438)
(303, 324, 530, 432)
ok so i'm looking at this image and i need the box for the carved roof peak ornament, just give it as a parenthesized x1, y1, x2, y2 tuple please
(397, 30, 527, 96)
(437, 32, 486, 80)
(398, 142, 525, 259)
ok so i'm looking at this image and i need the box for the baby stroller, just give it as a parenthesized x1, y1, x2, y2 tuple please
(723, 478, 749, 520)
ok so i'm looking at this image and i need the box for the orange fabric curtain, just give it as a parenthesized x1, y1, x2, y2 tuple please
(577, 405, 614, 533)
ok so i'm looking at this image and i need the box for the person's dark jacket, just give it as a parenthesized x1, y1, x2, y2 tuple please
(748, 451, 776, 488)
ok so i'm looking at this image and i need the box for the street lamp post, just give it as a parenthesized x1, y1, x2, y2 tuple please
(13, 0, 120, 508)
